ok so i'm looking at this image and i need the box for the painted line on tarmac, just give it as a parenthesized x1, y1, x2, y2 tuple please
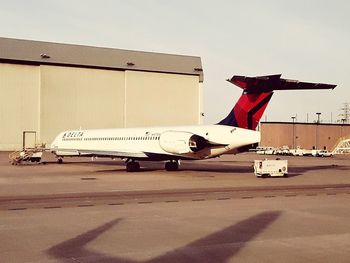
(4, 188, 350, 211)
(44, 206, 61, 209)
(217, 197, 230, 200)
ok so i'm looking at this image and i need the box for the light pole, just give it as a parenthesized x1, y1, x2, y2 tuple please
(291, 116, 296, 149)
(316, 113, 321, 149)
(341, 118, 346, 138)
(316, 112, 321, 123)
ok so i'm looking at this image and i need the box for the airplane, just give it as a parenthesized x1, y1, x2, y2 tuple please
(50, 74, 336, 172)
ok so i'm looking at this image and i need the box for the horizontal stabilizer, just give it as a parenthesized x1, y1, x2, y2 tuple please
(228, 74, 337, 93)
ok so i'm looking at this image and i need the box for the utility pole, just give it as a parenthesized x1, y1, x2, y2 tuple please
(291, 116, 296, 149)
(339, 103, 350, 124)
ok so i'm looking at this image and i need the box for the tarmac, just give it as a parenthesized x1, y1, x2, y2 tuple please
(1, 151, 350, 262)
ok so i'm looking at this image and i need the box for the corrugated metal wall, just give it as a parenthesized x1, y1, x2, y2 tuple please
(40, 65, 125, 145)
(0, 64, 201, 150)
(0, 64, 40, 150)
(125, 71, 199, 127)
(261, 123, 350, 150)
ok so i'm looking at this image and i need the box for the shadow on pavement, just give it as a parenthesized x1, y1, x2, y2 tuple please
(48, 211, 281, 263)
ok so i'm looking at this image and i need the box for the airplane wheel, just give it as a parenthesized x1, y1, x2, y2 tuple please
(165, 161, 178, 171)
(126, 161, 140, 172)
(57, 158, 63, 164)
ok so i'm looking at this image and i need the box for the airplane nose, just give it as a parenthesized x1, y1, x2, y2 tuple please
(50, 133, 61, 150)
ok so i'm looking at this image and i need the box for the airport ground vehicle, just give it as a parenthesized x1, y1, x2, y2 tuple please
(264, 147, 276, 155)
(311, 149, 321, 156)
(302, 149, 312, 156)
(257, 147, 276, 155)
(316, 150, 333, 157)
(281, 146, 290, 155)
(254, 159, 288, 178)
(290, 148, 304, 156)
(275, 146, 289, 155)
(9, 150, 43, 165)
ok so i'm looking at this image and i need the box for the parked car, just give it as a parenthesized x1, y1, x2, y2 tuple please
(317, 150, 333, 157)
(264, 147, 276, 155)
(281, 146, 290, 155)
(256, 147, 276, 155)
(290, 148, 304, 156)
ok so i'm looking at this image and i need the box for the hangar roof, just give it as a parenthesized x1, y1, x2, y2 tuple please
(0, 37, 203, 82)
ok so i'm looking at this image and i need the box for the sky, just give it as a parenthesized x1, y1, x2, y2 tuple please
(0, 0, 349, 124)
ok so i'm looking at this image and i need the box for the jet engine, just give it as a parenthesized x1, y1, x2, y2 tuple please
(159, 131, 208, 154)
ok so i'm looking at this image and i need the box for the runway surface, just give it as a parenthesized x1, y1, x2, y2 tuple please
(2, 194, 350, 263)
(1, 152, 350, 262)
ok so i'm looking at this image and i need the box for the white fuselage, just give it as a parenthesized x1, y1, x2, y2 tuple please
(50, 125, 260, 161)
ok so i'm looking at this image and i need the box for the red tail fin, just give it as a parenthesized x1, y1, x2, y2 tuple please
(218, 91, 273, 130)
(218, 74, 336, 130)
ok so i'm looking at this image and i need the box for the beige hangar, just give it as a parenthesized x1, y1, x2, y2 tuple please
(0, 37, 204, 150)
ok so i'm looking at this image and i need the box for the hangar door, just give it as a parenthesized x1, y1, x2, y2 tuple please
(40, 65, 125, 145)
(0, 64, 40, 150)
(125, 71, 200, 127)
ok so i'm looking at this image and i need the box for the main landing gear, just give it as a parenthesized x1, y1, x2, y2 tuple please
(165, 160, 179, 171)
(125, 160, 179, 172)
(126, 161, 140, 172)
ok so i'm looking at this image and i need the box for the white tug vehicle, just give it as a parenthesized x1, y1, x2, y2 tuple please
(254, 159, 288, 178)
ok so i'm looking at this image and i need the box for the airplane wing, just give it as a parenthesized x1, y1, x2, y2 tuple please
(78, 149, 148, 158)
(228, 74, 337, 93)
(52, 148, 148, 159)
